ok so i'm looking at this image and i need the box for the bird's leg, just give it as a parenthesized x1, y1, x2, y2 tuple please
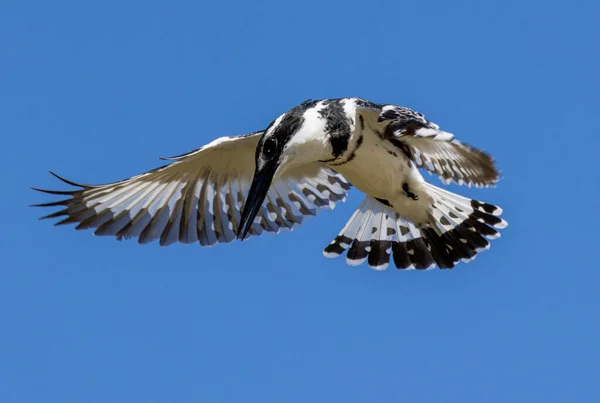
(402, 182, 419, 200)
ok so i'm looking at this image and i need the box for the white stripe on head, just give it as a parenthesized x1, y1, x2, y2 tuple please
(286, 101, 327, 148)
(265, 113, 287, 138)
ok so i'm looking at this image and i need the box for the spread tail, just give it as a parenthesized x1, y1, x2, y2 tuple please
(323, 183, 507, 270)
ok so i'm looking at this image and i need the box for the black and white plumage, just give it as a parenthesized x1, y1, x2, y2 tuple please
(33, 98, 507, 270)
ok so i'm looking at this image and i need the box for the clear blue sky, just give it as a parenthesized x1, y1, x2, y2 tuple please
(2, 0, 599, 402)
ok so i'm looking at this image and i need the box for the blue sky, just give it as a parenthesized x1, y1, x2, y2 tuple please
(2, 0, 599, 401)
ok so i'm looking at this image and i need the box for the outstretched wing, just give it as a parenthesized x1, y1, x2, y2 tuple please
(357, 102, 499, 187)
(32, 132, 351, 246)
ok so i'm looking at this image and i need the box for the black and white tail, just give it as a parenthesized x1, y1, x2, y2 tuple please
(323, 183, 507, 270)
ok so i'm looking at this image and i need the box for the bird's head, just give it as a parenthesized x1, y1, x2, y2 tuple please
(237, 100, 333, 239)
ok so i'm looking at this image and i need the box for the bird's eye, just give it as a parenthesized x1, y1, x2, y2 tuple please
(263, 138, 277, 158)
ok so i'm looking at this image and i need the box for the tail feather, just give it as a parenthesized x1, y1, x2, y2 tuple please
(346, 203, 376, 266)
(431, 197, 491, 257)
(323, 184, 507, 270)
(367, 210, 393, 270)
(391, 214, 412, 269)
(323, 198, 368, 258)
(406, 221, 436, 269)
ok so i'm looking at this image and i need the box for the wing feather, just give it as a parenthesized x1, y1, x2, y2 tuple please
(404, 136, 499, 187)
(33, 131, 350, 245)
(356, 102, 499, 187)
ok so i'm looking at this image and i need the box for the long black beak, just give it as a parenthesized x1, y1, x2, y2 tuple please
(237, 162, 278, 240)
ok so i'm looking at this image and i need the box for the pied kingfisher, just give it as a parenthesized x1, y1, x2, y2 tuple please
(32, 98, 507, 270)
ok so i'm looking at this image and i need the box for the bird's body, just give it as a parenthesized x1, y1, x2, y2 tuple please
(33, 97, 507, 270)
(331, 124, 431, 225)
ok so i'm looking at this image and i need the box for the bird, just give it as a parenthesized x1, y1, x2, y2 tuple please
(32, 98, 507, 270)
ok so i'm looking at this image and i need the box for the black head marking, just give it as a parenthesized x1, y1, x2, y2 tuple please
(318, 99, 352, 158)
(258, 100, 320, 161)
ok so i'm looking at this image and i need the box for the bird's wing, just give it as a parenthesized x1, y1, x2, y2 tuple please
(357, 103, 499, 187)
(32, 132, 351, 246)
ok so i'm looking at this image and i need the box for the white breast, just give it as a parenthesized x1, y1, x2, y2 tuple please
(333, 135, 434, 225)
(335, 138, 413, 198)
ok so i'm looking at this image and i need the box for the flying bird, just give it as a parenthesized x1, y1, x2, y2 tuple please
(32, 98, 507, 270)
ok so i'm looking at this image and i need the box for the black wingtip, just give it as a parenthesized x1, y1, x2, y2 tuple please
(38, 209, 69, 220)
(29, 199, 72, 208)
(48, 170, 89, 189)
(30, 187, 76, 196)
